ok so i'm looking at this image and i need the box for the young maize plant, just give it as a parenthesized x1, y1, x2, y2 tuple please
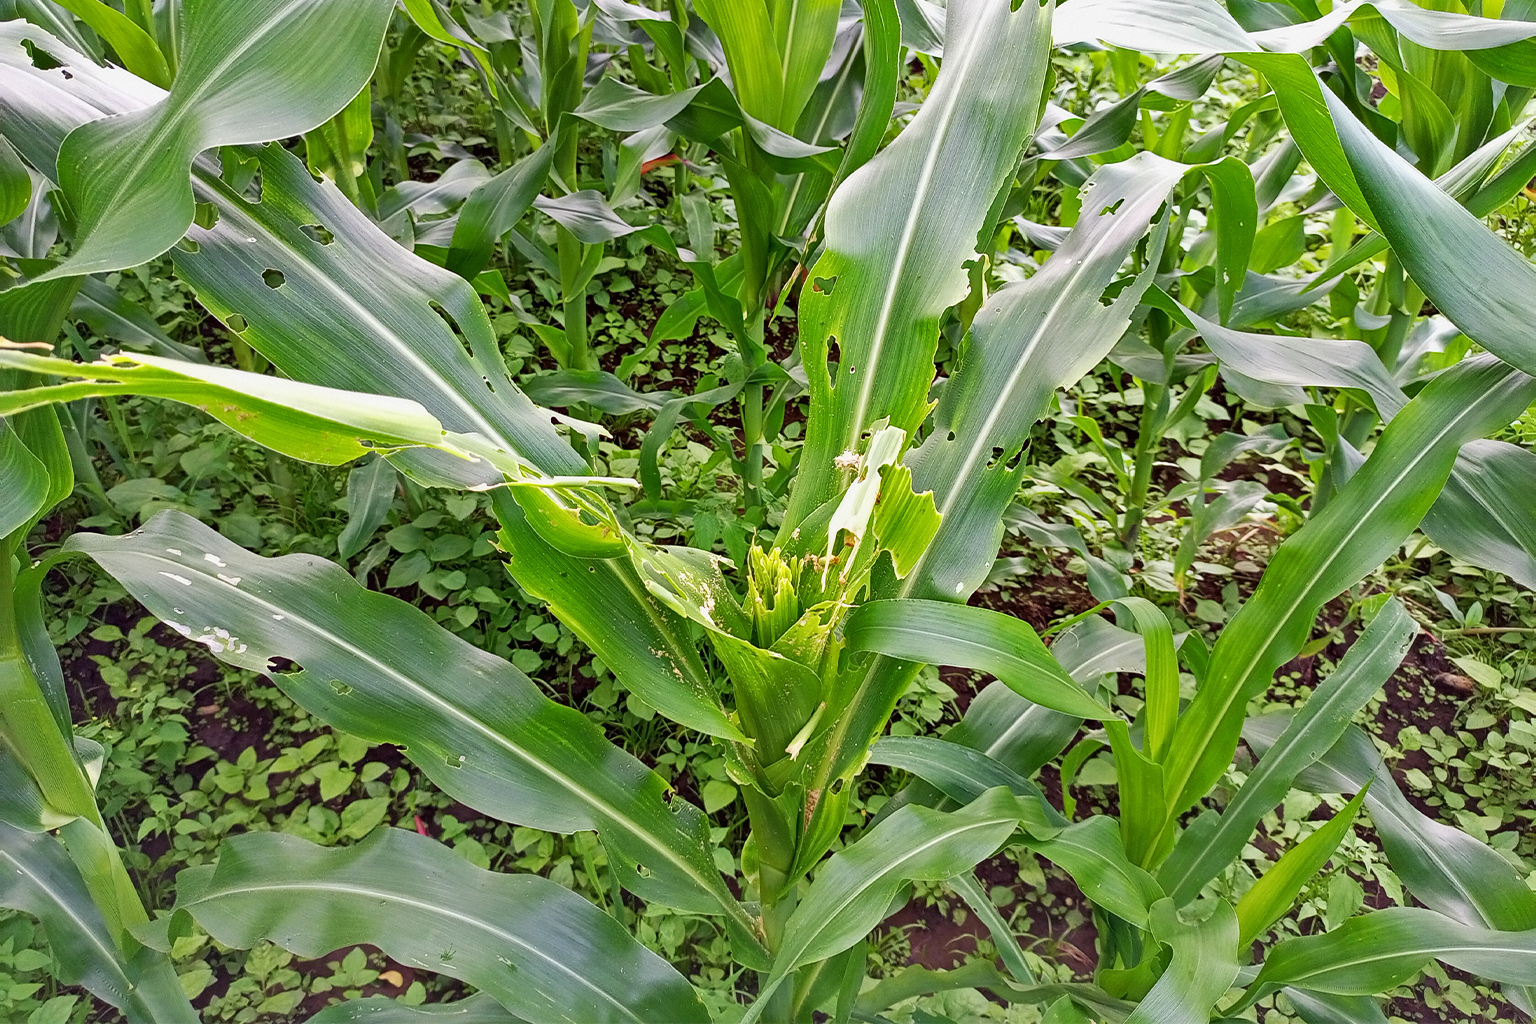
(2, 0, 1536, 1020)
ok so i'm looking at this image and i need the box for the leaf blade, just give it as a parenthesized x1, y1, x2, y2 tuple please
(166, 828, 708, 1024)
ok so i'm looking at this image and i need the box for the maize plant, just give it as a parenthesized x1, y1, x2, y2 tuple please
(2, 0, 1536, 1021)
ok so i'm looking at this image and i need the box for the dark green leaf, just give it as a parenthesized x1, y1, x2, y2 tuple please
(1246, 907, 1536, 1003)
(306, 995, 523, 1023)
(1167, 357, 1536, 820)
(0, 414, 48, 541)
(448, 146, 553, 279)
(338, 455, 398, 562)
(749, 787, 1043, 1018)
(1423, 440, 1536, 591)
(844, 600, 1112, 720)
(1030, 817, 1165, 928)
(782, 0, 1053, 531)
(1159, 599, 1416, 904)
(1125, 899, 1239, 1024)
(0, 822, 195, 1023)
(868, 735, 1057, 814)
(0, 134, 28, 226)
(44, 0, 395, 277)
(163, 828, 707, 1024)
(62, 511, 764, 960)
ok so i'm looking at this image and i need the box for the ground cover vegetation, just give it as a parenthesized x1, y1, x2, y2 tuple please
(2, 0, 1536, 1021)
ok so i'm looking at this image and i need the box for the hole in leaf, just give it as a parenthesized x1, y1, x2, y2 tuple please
(946, 430, 957, 442)
(243, 169, 264, 204)
(300, 222, 334, 245)
(219, 148, 261, 196)
(482, 375, 495, 393)
(429, 302, 475, 360)
(1099, 277, 1132, 308)
(22, 39, 63, 70)
(329, 679, 353, 696)
(175, 238, 200, 253)
(1100, 197, 1125, 217)
(193, 202, 219, 230)
(225, 314, 249, 333)
(262, 269, 285, 289)
(812, 275, 837, 295)
(986, 445, 1006, 469)
(827, 336, 840, 375)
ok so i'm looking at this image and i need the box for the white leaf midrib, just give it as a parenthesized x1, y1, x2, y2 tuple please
(190, 877, 636, 1020)
(124, 546, 740, 931)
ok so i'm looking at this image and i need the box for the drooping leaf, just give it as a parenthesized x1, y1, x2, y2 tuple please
(71, 276, 204, 361)
(1053, 0, 1536, 57)
(491, 492, 744, 741)
(523, 370, 673, 416)
(447, 145, 553, 279)
(179, 146, 588, 483)
(0, 134, 28, 226)
(868, 735, 1056, 813)
(0, 414, 48, 541)
(337, 455, 398, 562)
(1168, 299, 1407, 418)
(911, 615, 1146, 812)
(1029, 817, 1165, 929)
(0, 346, 479, 469)
(305, 995, 522, 1023)
(1251, 719, 1536, 937)
(158, 828, 709, 1024)
(533, 191, 642, 244)
(843, 600, 1111, 720)
(1125, 899, 1240, 1024)
(0, 34, 585, 486)
(1421, 440, 1536, 591)
(1314, 86, 1536, 377)
(1282, 990, 1392, 1024)
(899, 152, 1188, 602)
(1052, 0, 1253, 52)
(0, 64, 733, 739)
(948, 870, 1037, 986)
(1245, 907, 1536, 1004)
(60, 511, 765, 962)
(43, 0, 396, 277)
(0, 22, 166, 181)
